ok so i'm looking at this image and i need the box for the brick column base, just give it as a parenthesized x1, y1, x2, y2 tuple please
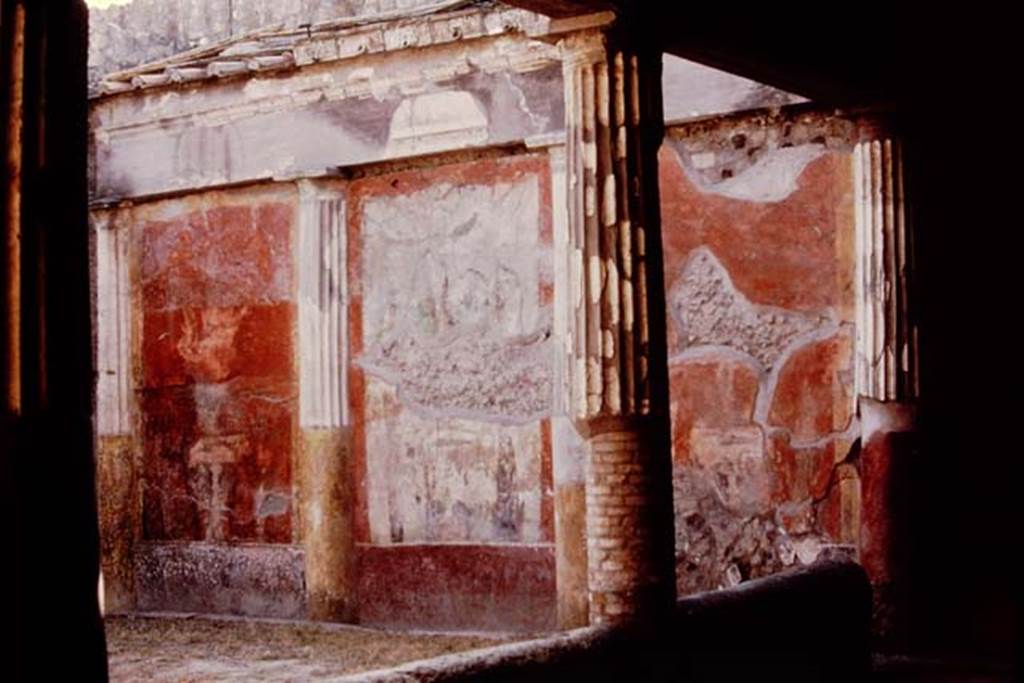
(585, 419, 674, 624)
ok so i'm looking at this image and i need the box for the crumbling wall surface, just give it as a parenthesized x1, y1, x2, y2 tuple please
(89, 0, 448, 84)
(351, 153, 556, 631)
(131, 183, 303, 616)
(660, 110, 862, 595)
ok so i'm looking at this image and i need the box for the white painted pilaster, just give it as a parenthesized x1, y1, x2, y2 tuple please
(297, 181, 348, 429)
(95, 213, 132, 436)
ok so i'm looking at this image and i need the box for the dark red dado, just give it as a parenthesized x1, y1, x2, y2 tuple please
(357, 544, 556, 632)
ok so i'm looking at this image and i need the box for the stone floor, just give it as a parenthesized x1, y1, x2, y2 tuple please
(106, 614, 1016, 682)
(105, 614, 513, 682)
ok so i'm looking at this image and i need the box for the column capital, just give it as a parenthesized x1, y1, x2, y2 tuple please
(558, 28, 609, 68)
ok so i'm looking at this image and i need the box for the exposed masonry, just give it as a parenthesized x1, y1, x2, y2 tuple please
(663, 108, 865, 592)
(663, 111, 918, 601)
(359, 178, 553, 424)
(673, 473, 794, 593)
(297, 183, 348, 429)
(667, 296, 856, 592)
(669, 346, 859, 595)
(668, 248, 833, 371)
(672, 452, 854, 594)
(666, 108, 862, 195)
(560, 31, 677, 625)
(586, 429, 670, 624)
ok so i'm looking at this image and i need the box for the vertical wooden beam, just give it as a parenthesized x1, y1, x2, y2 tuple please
(2, 0, 108, 677)
(2, 1, 25, 414)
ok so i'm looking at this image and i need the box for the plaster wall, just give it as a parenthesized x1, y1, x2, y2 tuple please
(349, 154, 557, 630)
(90, 4, 901, 629)
(658, 110, 866, 595)
(120, 183, 304, 617)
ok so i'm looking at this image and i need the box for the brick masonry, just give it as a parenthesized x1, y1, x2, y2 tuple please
(586, 427, 671, 624)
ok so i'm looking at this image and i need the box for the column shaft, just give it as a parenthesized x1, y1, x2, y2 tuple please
(296, 183, 356, 621)
(561, 27, 675, 625)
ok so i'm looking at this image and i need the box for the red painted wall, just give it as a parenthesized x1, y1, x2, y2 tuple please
(659, 129, 859, 594)
(137, 187, 298, 544)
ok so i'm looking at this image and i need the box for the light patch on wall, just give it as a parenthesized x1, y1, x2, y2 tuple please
(386, 91, 488, 158)
(364, 380, 544, 546)
(678, 144, 827, 203)
(360, 175, 552, 423)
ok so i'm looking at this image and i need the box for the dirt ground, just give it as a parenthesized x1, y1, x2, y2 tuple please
(105, 614, 513, 682)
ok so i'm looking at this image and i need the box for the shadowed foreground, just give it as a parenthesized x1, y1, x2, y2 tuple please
(106, 615, 513, 682)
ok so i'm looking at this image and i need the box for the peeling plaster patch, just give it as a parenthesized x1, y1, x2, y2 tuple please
(669, 248, 832, 370)
(674, 466, 803, 594)
(361, 177, 552, 423)
(712, 146, 825, 202)
(361, 325, 552, 424)
(256, 492, 291, 520)
(679, 144, 826, 203)
(665, 112, 858, 202)
(690, 425, 768, 514)
(673, 463, 833, 595)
